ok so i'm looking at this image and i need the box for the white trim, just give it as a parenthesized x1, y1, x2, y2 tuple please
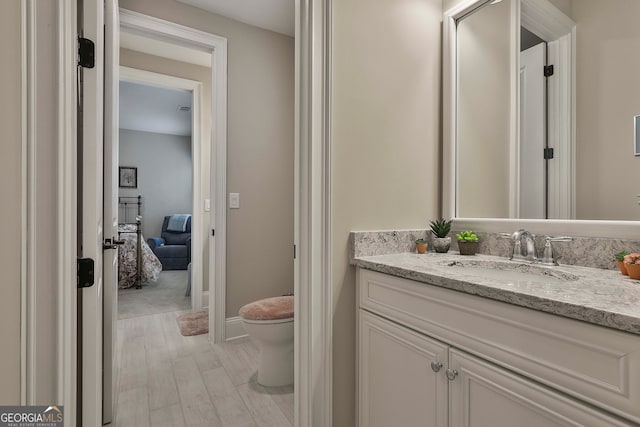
(294, 0, 333, 425)
(202, 290, 209, 307)
(509, 0, 521, 218)
(452, 218, 640, 239)
(21, 0, 36, 405)
(57, 1, 78, 422)
(119, 66, 205, 311)
(119, 9, 228, 344)
(19, 0, 27, 406)
(224, 316, 247, 341)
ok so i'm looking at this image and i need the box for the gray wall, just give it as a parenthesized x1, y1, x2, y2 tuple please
(0, 0, 23, 404)
(120, 0, 295, 315)
(119, 129, 193, 238)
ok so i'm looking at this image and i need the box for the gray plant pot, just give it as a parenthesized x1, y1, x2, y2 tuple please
(458, 240, 479, 256)
(432, 237, 451, 253)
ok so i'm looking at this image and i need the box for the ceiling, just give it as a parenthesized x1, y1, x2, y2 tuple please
(119, 81, 193, 136)
(120, 31, 212, 67)
(176, 0, 294, 37)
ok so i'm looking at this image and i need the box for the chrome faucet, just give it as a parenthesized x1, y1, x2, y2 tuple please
(538, 236, 573, 266)
(499, 230, 573, 265)
(499, 229, 537, 262)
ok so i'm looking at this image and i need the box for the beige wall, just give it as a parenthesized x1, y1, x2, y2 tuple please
(331, 0, 442, 424)
(119, 0, 295, 314)
(574, 0, 640, 220)
(457, 0, 512, 218)
(0, 0, 22, 404)
(549, 0, 572, 17)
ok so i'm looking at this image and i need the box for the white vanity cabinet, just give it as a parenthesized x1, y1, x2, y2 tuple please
(356, 268, 640, 426)
(359, 310, 448, 427)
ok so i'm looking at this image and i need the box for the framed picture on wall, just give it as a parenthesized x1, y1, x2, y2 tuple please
(119, 166, 138, 188)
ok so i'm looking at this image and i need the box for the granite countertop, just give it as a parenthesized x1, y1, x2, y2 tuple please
(353, 252, 640, 335)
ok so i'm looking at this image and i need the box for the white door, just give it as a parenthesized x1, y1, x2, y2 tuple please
(102, 0, 120, 424)
(358, 310, 448, 427)
(80, 0, 104, 425)
(519, 42, 546, 219)
(448, 349, 631, 427)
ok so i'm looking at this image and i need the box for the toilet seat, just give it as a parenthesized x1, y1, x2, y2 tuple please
(239, 296, 294, 322)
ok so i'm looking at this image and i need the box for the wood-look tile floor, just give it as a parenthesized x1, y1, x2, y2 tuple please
(112, 311, 294, 426)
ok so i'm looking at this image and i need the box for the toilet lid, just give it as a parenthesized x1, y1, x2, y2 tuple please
(239, 296, 294, 321)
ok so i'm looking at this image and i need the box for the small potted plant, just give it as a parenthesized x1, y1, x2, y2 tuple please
(456, 230, 479, 255)
(415, 238, 428, 254)
(429, 218, 453, 253)
(623, 253, 640, 280)
(615, 251, 630, 276)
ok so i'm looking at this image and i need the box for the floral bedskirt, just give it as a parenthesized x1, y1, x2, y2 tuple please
(118, 224, 162, 289)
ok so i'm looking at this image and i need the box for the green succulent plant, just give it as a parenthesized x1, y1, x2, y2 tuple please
(456, 230, 478, 242)
(615, 250, 630, 261)
(429, 218, 453, 238)
(415, 238, 428, 244)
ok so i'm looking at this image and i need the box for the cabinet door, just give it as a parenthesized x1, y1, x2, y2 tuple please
(359, 310, 448, 427)
(449, 349, 634, 427)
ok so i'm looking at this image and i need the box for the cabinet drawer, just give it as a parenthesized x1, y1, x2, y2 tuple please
(358, 268, 640, 423)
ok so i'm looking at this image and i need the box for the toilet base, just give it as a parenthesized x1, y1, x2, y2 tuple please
(257, 341, 294, 387)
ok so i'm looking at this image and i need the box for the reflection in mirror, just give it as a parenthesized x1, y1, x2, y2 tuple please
(455, 0, 640, 221)
(457, 0, 513, 219)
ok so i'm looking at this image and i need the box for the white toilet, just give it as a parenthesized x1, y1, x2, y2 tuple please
(239, 296, 294, 387)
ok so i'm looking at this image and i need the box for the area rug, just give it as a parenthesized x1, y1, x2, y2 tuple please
(176, 310, 208, 336)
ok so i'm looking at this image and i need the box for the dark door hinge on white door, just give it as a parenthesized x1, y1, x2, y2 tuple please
(543, 147, 554, 160)
(78, 37, 95, 68)
(544, 64, 554, 77)
(77, 257, 95, 288)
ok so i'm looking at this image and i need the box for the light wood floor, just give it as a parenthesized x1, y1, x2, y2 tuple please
(112, 311, 294, 426)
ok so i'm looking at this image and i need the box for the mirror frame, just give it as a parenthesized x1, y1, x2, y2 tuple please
(443, 0, 640, 239)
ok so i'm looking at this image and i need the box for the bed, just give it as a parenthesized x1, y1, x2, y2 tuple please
(118, 196, 162, 289)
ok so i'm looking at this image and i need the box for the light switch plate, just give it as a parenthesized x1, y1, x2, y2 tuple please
(204, 199, 211, 212)
(229, 193, 240, 209)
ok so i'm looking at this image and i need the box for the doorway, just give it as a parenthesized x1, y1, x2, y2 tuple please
(116, 75, 196, 318)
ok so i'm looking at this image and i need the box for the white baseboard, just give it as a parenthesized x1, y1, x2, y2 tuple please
(225, 316, 247, 341)
(202, 290, 209, 308)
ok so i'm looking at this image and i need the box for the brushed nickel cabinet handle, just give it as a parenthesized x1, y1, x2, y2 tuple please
(430, 361, 443, 373)
(446, 368, 459, 381)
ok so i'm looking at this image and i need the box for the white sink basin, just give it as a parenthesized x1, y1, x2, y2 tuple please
(443, 259, 579, 284)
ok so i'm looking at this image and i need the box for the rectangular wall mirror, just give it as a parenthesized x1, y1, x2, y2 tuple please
(445, 0, 640, 224)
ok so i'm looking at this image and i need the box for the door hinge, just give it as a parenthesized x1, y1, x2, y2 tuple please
(212, 229, 215, 237)
(78, 37, 95, 68)
(544, 64, 554, 77)
(293, 244, 297, 260)
(544, 147, 554, 160)
(77, 258, 95, 288)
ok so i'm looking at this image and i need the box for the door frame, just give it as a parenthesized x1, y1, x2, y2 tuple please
(44, 1, 333, 425)
(119, 66, 204, 310)
(119, 9, 228, 340)
(21, 0, 78, 423)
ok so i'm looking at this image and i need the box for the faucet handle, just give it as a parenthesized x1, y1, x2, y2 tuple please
(546, 236, 572, 243)
(539, 236, 573, 266)
(498, 232, 513, 239)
